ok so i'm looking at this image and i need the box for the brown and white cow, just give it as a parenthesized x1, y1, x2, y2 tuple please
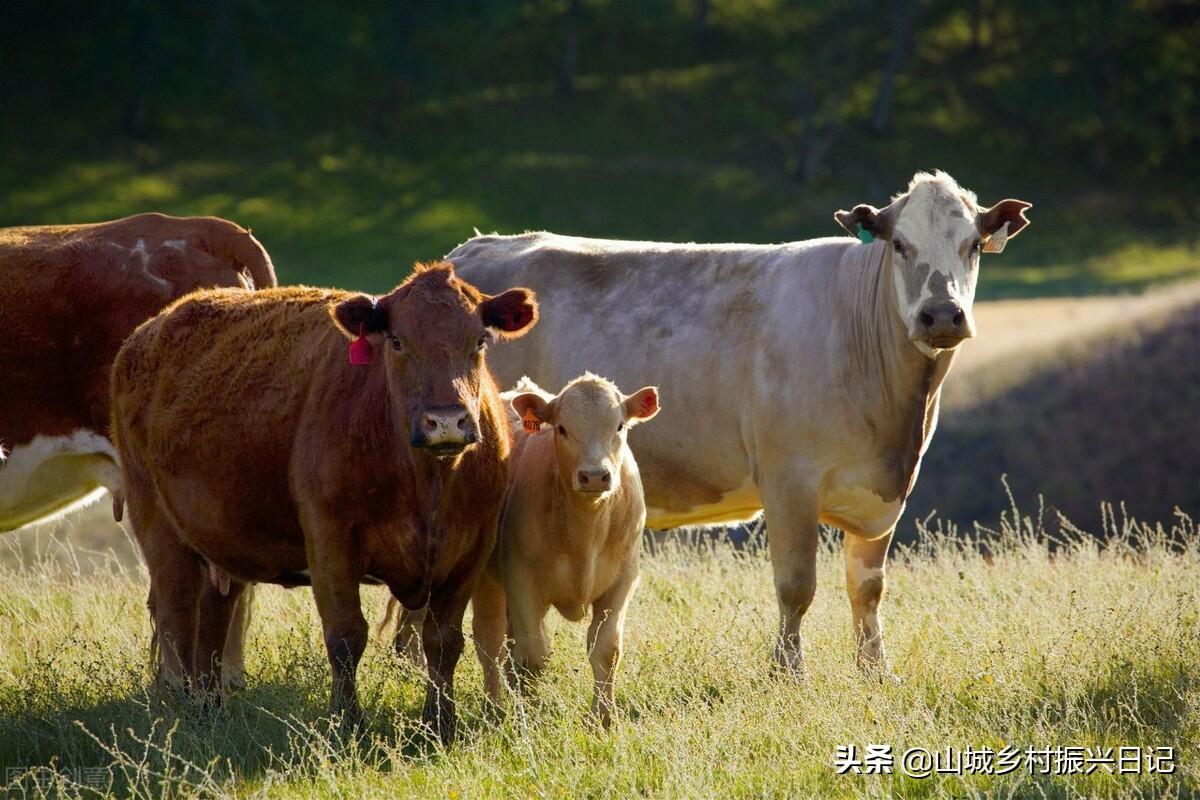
(0, 212, 276, 532)
(446, 171, 1030, 674)
(471, 374, 659, 726)
(110, 262, 537, 741)
(0, 212, 275, 692)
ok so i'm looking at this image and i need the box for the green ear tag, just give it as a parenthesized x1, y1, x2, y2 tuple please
(856, 223, 875, 244)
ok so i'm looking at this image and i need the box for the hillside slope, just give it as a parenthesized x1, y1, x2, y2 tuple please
(905, 282, 1200, 537)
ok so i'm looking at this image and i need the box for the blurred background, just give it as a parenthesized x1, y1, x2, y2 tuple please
(1, 0, 1197, 562)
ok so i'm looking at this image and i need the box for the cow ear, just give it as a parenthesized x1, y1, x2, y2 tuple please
(331, 294, 387, 340)
(834, 202, 895, 240)
(978, 199, 1032, 244)
(511, 392, 556, 429)
(481, 288, 539, 339)
(623, 386, 660, 425)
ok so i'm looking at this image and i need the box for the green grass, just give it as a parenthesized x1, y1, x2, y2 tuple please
(1, 504, 1197, 797)
(2, 62, 1197, 297)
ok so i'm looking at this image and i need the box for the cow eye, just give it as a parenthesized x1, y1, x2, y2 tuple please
(476, 333, 490, 351)
(557, 424, 568, 438)
(617, 422, 624, 433)
(387, 334, 404, 352)
(971, 239, 982, 254)
(893, 241, 906, 258)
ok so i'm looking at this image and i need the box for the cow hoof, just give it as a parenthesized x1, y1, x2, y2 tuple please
(222, 669, 246, 693)
(857, 659, 901, 685)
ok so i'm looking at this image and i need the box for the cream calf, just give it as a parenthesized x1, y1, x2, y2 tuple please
(473, 374, 659, 726)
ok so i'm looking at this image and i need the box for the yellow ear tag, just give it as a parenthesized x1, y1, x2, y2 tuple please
(983, 221, 1009, 254)
(521, 408, 542, 433)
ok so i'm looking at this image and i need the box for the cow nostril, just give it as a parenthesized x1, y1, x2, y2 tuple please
(577, 471, 589, 485)
(919, 310, 934, 329)
(423, 417, 439, 432)
(952, 309, 965, 327)
(601, 472, 611, 484)
(456, 414, 471, 432)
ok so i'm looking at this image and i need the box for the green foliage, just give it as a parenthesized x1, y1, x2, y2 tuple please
(0, 1, 1196, 292)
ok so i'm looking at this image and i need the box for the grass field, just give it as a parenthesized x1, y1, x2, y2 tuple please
(1, 502, 1196, 798)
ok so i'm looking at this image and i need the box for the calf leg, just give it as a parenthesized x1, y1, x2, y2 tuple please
(760, 481, 820, 674)
(471, 570, 508, 706)
(844, 531, 892, 669)
(195, 578, 248, 697)
(587, 565, 639, 728)
(505, 569, 550, 693)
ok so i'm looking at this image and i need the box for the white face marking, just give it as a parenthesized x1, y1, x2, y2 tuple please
(162, 239, 187, 251)
(889, 182, 981, 347)
(0, 431, 122, 531)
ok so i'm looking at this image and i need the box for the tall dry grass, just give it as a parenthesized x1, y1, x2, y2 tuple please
(0, 497, 1196, 798)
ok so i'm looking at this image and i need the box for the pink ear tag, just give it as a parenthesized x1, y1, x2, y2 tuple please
(348, 323, 373, 365)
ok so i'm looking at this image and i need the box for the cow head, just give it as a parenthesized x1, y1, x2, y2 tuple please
(836, 171, 1031, 355)
(332, 261, 537, 457)
(512, 374, 659, 497)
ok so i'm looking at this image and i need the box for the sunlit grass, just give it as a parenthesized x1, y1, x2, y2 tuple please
(1, 503, 1196, 797)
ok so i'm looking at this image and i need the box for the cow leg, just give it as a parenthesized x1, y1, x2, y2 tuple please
(760, 482, 820, 673)
(132, 519, 202, 688)
(305, 538, 368, 727)
(844, 531, 892, 670)
(221, 586, 253, 691)
(149, 552, 203, 689)
(420, 585, 471, 744)
(471, 569, 508, 707)
(586, 565, 639, 728)
(194, 578, 248, 697)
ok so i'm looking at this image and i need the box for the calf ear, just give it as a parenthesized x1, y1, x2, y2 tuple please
(481, 288, 538, 339)
(623, 386, 660, 424)
(511, 392, 557, 431)
(978, 199, 1032, 243)
(834, 202, 896, 240)
(331, 294, 387, 340)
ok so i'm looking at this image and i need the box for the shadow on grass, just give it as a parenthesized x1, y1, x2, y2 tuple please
(0, 669, 492, 794)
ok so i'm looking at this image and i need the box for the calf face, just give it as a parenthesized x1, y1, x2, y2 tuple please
(333, 262, 537, 456)
(512, 374, 659, 495)
(836, 171, 1031, 354)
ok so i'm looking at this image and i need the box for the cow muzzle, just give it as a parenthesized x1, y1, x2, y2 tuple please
(573, 465, 614, 495)
(411, 405, 479, 456)
(915, 300, 974, 349)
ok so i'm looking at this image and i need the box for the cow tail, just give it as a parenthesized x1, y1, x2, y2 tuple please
(230, 229, 278, 290)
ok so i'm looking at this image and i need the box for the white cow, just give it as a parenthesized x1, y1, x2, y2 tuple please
(447, 171, 1031, 671)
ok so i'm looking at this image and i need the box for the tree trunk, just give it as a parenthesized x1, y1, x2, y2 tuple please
(211, 0, 280, 131)
(558, 0, 581, 96)
(870, 0, 915, 133)
(123, 0, 154, 138)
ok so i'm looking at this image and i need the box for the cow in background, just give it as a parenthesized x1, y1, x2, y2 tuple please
(0, 212, 277, 687)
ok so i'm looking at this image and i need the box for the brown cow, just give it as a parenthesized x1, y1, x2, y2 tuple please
(0, 213, 275, 689)
(110, 262, 537, 741)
